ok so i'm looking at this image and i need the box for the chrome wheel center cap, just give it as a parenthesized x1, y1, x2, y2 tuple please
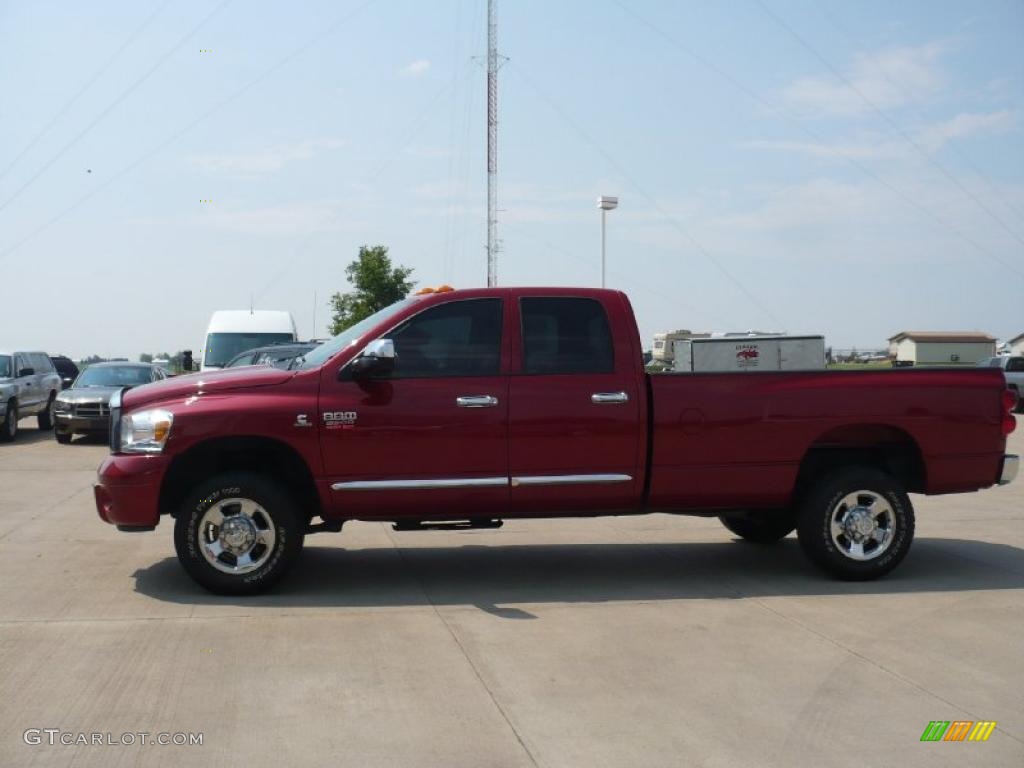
(846, 509, 876, 538)
(221, 516, 256, 553)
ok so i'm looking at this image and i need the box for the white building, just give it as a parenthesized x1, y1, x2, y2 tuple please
(887, 331, 996, 366)
(1007, 332, 1024, 356)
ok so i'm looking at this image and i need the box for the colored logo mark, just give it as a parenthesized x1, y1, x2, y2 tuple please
(920, 720, 996, 742)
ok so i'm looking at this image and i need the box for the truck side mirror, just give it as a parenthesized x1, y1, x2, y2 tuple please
(182, 350, 193, 372)
(346, 339, 396, 380)
(19, 367, 35, 377)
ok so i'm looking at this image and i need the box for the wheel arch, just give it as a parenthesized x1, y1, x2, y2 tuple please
(160, 435, 321, 522)
(794, 423, 926, 499)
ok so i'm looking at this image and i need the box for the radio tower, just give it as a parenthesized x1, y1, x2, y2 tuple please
(486, 0, 500, 287)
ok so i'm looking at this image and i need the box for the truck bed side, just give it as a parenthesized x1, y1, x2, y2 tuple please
(646, 368, 1008, 510)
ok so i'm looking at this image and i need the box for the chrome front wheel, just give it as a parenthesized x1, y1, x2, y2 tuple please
(174, 472, 305, 595)
(198, 497, 278, 574)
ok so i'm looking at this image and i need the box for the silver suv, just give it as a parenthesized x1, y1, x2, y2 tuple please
(0, 351, 62, 441)
(978, 356, 1024, 413)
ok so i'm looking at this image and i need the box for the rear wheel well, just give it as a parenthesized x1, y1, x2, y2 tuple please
(160, 436, 320, 523)
(795, 424, 925, 500)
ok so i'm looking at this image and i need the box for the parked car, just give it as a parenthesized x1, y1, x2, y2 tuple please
(54, 362, 166, 444)
(93, 287, 1018, 594)
(0, 351, 62, 441)
(978, 356, 1024, 412)
(49, 355, 80, 390)
(224, 341, 319, 369)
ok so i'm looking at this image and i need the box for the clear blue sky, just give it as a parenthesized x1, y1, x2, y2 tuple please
(1, 0, 1022, 358)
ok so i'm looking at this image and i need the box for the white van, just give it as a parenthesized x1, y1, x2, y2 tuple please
(201, 310, 297, 371)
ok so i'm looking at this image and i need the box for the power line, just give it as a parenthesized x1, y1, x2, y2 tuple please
(610, 0, 1024, 283)
(0, 0, 231, 215)
(500, 218, 735, 329)
(816, 3, 1024, 228)
(252, 71, 464, 303)
(0, 0, 172, 185)
(509, 63, 785, 328)
(753, 0, 1024, 250)
(0, 0, 379, 265)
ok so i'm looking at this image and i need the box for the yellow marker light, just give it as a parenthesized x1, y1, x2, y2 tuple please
(415, 287, 435, 295)
(153, 419, 171, 443)
(435, 284, 455, 292)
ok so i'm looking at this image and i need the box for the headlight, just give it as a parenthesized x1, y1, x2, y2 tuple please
(54, 398, 72, 412)
(120, 408, 174, 454)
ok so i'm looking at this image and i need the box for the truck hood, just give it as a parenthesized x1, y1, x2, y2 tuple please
(121, 366, 294, 410)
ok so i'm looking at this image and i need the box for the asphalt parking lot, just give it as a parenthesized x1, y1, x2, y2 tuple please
(1, 422, 1022, 767)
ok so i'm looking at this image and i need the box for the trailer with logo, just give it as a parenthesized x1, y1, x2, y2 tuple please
(671, 335, 826, 373)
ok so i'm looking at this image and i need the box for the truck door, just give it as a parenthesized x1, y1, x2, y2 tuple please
(319, 296, 510, 518)
(508, 295, 645, 514)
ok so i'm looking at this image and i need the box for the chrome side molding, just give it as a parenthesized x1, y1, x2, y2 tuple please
(999, 454, 1019, 486)
(332, 477, 508, 491)
(510, 473, 633, 487)
(333, 473, 634, 491)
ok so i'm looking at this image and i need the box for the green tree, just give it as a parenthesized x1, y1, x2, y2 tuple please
(139, 353, 154, 363)
(328, 245, 415, 335)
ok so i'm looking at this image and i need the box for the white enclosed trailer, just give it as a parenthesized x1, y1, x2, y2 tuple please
(671, 335, 826, 373)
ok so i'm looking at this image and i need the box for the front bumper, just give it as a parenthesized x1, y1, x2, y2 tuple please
(999, 454, 1019, 486)
(94, 454, 169, 528)
(55, 413, 108, 433)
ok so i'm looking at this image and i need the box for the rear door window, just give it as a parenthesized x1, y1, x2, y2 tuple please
(520, 297, 614, 375)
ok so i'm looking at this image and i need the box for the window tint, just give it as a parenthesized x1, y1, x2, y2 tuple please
(1008, 357, 1024, 372)
(389, 299, 502, 378)
(520, 297, 614, 375)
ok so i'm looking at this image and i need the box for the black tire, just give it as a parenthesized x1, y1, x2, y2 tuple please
(0, 400, 17, 442)
(797, 467, 914, 580)
(173, 471, 305, 595)
(719, 512, 796, 543)
(55, 430, 72, 444)
(37, 393, 56, 430)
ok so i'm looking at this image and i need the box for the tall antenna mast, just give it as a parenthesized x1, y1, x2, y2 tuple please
(486, 0, 499, 287)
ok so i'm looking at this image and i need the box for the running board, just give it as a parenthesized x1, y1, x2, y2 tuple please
(392, 519, 504, 532)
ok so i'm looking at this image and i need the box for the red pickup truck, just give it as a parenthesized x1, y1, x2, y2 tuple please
(94, 287, 1019, 594)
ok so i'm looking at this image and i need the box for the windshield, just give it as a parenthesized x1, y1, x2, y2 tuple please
(0, 355, 10, 378)
(204, 333, 294, 368)
(75, 366, 152, 387)
(295, 298, 419, 370)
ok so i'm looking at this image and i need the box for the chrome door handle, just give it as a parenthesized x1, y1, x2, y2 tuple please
(456, 395, 499, 408)
(591, 391, 629, 404)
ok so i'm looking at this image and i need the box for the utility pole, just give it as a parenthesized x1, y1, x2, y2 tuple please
(486, 0, 499, 287)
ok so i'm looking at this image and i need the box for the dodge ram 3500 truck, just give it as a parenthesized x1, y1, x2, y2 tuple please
(94, 288, 1020, 594)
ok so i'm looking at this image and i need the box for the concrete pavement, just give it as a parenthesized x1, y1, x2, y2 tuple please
(1, 422, 1022, 767)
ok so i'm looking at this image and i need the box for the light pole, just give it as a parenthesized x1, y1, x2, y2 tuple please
(597, 196, 618, 288)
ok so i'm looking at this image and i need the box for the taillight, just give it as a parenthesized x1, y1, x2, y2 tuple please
(1003, 389, 1017, 435)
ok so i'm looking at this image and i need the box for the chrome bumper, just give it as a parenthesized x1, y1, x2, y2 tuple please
(999, 455, 1019, 486)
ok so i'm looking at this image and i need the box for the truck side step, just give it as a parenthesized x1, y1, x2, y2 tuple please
(306, 519, 344, 534)
(392, 519, 504, 532)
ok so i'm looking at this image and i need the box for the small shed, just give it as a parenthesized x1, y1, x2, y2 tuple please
(887, 331, 996, 366)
